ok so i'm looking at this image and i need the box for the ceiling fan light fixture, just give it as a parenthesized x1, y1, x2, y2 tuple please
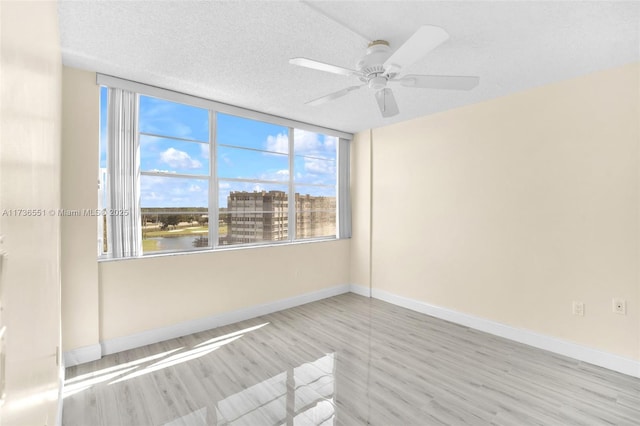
(368, 76, 387, 90)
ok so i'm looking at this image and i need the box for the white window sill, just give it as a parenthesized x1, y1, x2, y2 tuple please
(97, 236, 345, 262)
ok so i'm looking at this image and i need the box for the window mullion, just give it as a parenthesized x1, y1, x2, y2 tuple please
(288, 127, 295, 242)
(210, 110, 218, 249)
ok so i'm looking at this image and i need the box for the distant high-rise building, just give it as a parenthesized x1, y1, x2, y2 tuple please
(295, 193, 336, 239)
(222, 190, 335, 244)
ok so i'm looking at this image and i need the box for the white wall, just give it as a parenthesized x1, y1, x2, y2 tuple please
(356, 63, 639, 361)
(0, 1, 62, 424)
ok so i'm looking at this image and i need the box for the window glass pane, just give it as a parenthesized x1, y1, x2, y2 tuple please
(293, 155, 336, 185)
(218, 146, 288, 181)
(295, 185, 336, 240)
(142, 210, 209, 253)
(218, 182, 289, 246)
(139, 95, 209, 142)
(217, 113, 288, 153)
(294, 129, 337, 161)
(140, 135, 209, 175)
(140, 175, 208, 208)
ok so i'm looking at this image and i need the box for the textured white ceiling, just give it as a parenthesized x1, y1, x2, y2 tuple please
(58, 1, 639, 134)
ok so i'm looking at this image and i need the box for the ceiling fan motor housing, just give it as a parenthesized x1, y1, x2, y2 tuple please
(357, 40, 391, 82)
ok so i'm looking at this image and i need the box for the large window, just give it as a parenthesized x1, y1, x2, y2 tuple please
(98, 80, 351, 258)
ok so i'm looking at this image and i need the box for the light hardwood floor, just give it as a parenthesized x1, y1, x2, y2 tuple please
(63, 293, 640, 425)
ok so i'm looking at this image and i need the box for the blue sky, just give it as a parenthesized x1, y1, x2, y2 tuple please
(100, 89, 337, 209)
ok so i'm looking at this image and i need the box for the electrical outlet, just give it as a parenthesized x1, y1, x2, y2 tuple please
(572, 301, 584, 316)
(613, 298, 626, 315)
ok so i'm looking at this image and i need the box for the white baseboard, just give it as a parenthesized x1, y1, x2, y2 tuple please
(349, 283, 371, 297)
(369, 288, 640, 378)
(100, 284, 351, 357)
(64, 284, 639, 378)
(63, 343, 102, 368)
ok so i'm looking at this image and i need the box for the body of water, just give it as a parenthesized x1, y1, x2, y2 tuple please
(147, 235, 202, 251)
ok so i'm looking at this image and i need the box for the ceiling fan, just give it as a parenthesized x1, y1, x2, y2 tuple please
(289, 25, 479, 118)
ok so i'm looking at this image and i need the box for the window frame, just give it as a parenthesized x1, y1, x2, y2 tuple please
(98, 75, 352, 259)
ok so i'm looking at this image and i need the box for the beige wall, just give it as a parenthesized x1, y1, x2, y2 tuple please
(350, 131, 372, 291)
(366, 63, 639, 360)
(61, 67, 351, 346)
(61, 67, 100, 351)
(0, 1, 62, 424)
(99, 240, 350, 340)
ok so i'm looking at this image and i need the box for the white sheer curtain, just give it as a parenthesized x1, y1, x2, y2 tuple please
(337, 138, 352, 238)
(106, 88, 142, 258)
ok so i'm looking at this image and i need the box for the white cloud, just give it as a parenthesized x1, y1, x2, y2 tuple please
(200, 144, 209, 160)
(293, 129, 320, 153)
(148, 169, 177, 174)
(257, 169, 289, 182)
(293, 130, 338, 158)
(140, 174, 208, 208)
(160, 148, 202, 169)
(304, 157, 336, 175)
(323, 135, 338, 149)
(264, 130, 337, 162)
(142, 192, 163, 201)
(265, 133, 289, 154)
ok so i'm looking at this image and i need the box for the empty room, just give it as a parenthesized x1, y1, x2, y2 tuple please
(1, 1, 639, 425)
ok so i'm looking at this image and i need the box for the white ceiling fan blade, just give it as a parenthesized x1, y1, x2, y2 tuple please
(383, 25, 449, 75)
(290, 57, 362, 77)
(306, 85, 362, 106)
(375, 88, 399, 118)
(400, 74, 480, 90)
